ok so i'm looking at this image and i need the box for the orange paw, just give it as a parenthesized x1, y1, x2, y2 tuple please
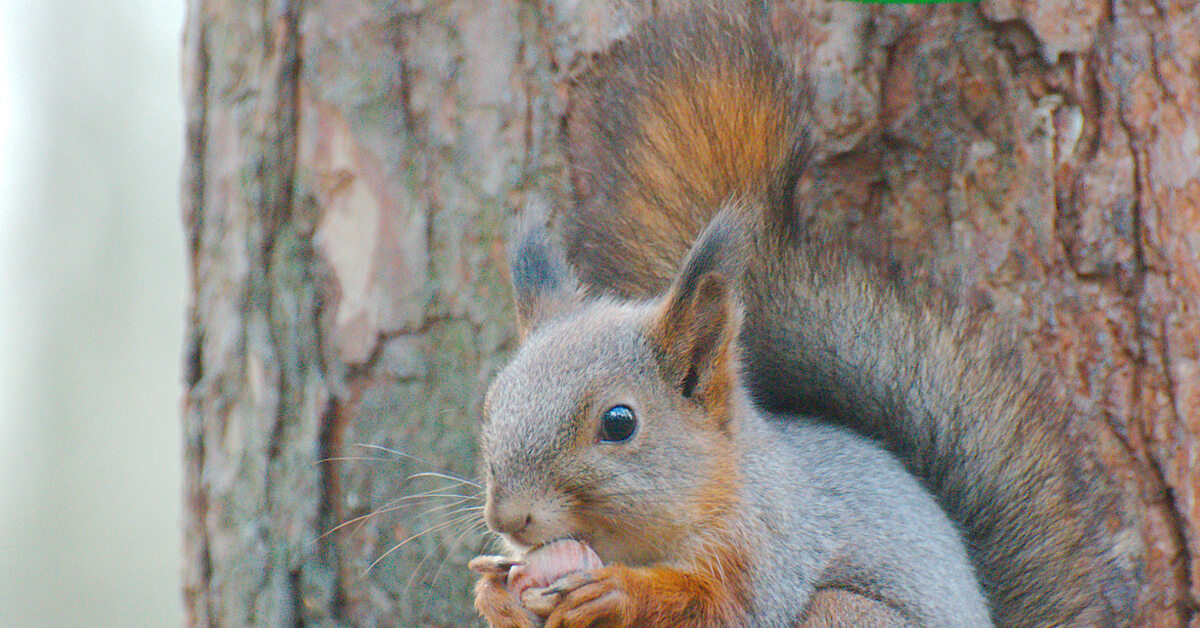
(474, 572, 538, 628)
(543, 567, 637, 628)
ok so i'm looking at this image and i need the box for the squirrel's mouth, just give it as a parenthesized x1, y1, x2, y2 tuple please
(506, 533, 578, 556)
(501, 530, 603, 565)
(526, 534, 582, 553)
(497, 533, 532, 555)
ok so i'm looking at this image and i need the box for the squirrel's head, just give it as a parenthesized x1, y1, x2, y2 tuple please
(480, 206, 750, 565)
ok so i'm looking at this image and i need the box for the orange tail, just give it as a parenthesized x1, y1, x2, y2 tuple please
(563, 10, 807, 298)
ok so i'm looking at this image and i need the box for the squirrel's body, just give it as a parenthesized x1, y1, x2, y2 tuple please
(473, 7, 1125, 628)
(743, 415, 989, 626)
(478, 241, 988, 626)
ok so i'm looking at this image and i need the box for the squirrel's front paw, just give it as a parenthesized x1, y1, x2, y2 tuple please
(473, 571, 539, 628)
(542, 566, 636, 628)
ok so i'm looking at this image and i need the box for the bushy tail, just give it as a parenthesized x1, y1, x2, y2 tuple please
(560, 9, 1127, 627)
(563, 10, 807, 298)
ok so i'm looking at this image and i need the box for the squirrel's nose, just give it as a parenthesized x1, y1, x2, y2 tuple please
(487, 504, 533, 537)
(484, 485, 534, 537)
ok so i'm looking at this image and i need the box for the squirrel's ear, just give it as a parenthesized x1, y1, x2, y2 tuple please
(648, 204, 748, 409)
(508, 202, 584, 335)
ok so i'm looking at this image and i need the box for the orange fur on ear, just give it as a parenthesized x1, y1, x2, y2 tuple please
(651, 271, 739, 408)
(648, 209, 747, 415)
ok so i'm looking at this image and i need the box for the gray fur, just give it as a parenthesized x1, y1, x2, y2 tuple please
(740, 410, 990, 626)
(480, 220, 991, 625)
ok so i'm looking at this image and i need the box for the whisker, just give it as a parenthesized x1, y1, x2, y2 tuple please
(405, 508, 489, 597)
(359, 489, 478, 516)
(316, 455, 395, 465)
(353, 443, 437, 466)
(428, 504, 484, 519)
(376, 480, 481, 506)
(366, 512, 480, 575)
(415, 500, 483, 519)
(393, 488, 481, 502)
(319, 493, 481, 542)
(407, 471, 483, 489)
(428, 511, 489, 590)
(319, 502, 426, 542)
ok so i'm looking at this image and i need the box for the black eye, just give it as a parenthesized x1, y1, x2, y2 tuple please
(599, 405, 637, 443)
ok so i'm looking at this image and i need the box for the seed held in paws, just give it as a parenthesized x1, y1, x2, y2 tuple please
(507, 539, 603, 613)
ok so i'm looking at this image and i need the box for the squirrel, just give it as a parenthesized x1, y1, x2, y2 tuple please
(471, 8, 1126, 628)
(473, 204, 991, 627)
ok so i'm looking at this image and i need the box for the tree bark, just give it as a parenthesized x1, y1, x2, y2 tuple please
(181, 0, 1197, 626)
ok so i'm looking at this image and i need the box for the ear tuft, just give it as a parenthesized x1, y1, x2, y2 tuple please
(508, 200, 583, 335)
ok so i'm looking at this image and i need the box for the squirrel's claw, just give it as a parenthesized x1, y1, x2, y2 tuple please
(470, 554, 523, 576)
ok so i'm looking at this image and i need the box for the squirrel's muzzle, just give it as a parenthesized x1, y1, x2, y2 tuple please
(484, 482, 535, 541)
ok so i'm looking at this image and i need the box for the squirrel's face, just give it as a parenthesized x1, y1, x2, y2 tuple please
(480, 301, 739, 566)
(487, 203, 747, 564)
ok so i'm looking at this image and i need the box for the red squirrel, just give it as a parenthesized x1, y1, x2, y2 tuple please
(470, 8, 1125, 627)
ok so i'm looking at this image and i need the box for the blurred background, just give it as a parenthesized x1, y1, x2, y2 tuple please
(0, 1, 185, 625)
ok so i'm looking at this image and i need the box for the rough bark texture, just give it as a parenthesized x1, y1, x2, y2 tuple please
(181, 0, 1197, 626)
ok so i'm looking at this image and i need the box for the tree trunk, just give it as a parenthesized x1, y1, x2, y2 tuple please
(181, 0, 1197, 625)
